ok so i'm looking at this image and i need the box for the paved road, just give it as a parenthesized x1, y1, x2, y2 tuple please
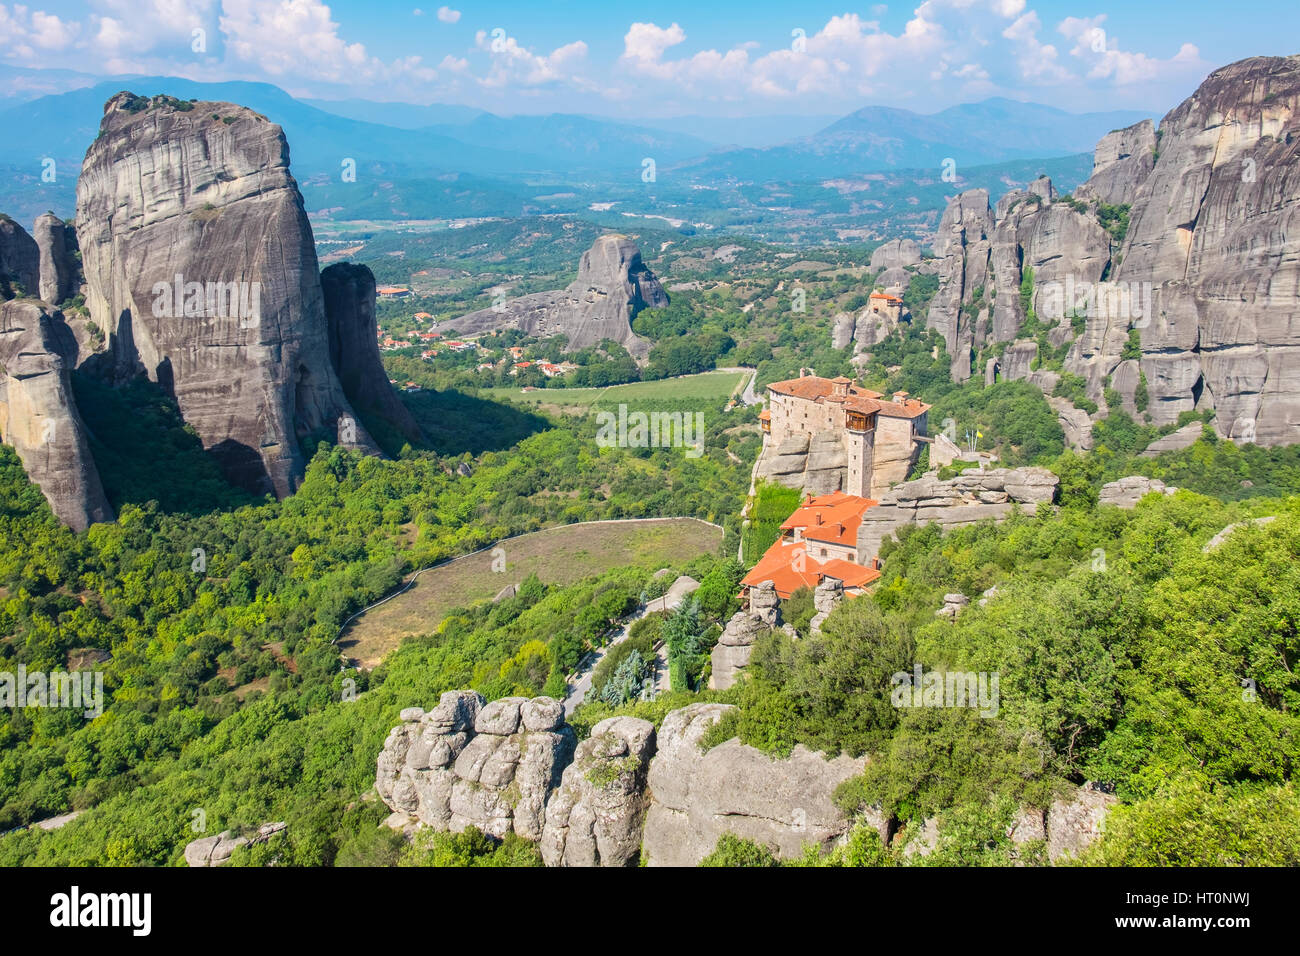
(562, 575, 699, 715)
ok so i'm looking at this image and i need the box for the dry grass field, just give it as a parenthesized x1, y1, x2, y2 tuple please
(338, 517, 723, 668)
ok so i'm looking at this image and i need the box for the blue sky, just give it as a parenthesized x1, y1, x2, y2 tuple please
(1, 1, 1296, 117)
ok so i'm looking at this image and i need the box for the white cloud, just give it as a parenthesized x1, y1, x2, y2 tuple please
(475, 28, 587, 88)
(0, 4, 82, 62)
(437, 6, 459, 24)
(220, 0, 374, 81)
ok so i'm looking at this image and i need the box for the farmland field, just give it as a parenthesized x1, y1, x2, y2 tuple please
(477, 369, 747, 414)
(337, 517, 724, 668)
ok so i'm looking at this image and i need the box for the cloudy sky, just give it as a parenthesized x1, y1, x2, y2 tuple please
(0, 0, 1293, 117)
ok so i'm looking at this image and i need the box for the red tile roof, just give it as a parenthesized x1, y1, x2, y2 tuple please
(740, 540, 880, 599)
(780, 491, 878, 547)
(767, 374, 930, 419)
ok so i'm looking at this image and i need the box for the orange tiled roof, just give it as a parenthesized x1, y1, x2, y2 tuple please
(779, 491, 878, 546)
(740, 540, 880, 599)
(767, 374, 930, 419)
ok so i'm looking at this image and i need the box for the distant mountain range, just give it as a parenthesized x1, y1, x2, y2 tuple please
(676, 97, 1153, 181)
(0, 75, 1153, 227)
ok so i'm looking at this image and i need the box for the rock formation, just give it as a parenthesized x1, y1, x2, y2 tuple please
(710, 580, 784, 691)
(1074, 120, 1157, 207)
(869, 238, 921, 289)
(75, 92, 381, 498)
(33, 213, 78, 306)
(0, 299, 112, 530)
(857, 466, 1059, 559)
(1108, 55, 1300, 443)
(641, 703, 868, 866)
(935, 592, 970, 620)
(808, 578, 844, 636)
(926, 189, 992, 381)
(0, 215, 40, 300)
(1097, 475, 1176, 509)
(919, 56, 1300, 449)
(377, 691, 868, 867)
(540, 716, 656, 866)
(183, 821, 286, 867)
(444, 234, 667, 361)
(319, 262, 421, 444)
(376, 692, 575, 840)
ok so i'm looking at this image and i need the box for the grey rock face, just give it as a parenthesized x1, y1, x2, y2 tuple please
(1046, 786, 1117, 861)
(444, 234, 666, 361)
(75, 92, 380, 498)
(809, 578, 844, 636)
(540, 716, 656, 867)
(0, 216, 40, 300)
(641, 703, 868, 866)
(1000, 340, 1037, 382)
(375, 692, 574, 841)
(927, 189, 992, 381)
(1113, 56, 1300, 443)
(870, 238, 922, 272)
(0, 300, 113, 530)
(183, 821, 286, 866)
(33, 213, 78, 306)
(1098, 475, 1176, 509)
(1075, 120, 1157, 207)
(320, 262, 421, 444)
(857, 467, 1058, 560)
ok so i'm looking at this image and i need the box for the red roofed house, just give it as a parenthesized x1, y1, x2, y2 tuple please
(740, 491, 882, 600)
(764, 372, 930, 498)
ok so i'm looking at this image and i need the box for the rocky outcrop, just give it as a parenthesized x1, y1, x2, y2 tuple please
(75, 92, 381, 498)
(869, 238, 921, 289)
(1050, 397, 1095, 452)
(1074, 120, 1157, 207)
(935, 592, 969, 620)
(540, 716, 655, 867)
(642, 703, 868, 866)
(710, 580, 783, 690)
(0, 215, 40, 300)
(1113, 56, 1300, 442)
(444, 235, 667, 361)
(183, 821, 286, 867)
(1045, 785, 1117, 861)
(375, 692, 575, 840)
(857, 466, 1059, 560)
(1098, 475, 1176, 509)
(927, 190, 992, 381)
(378, 692, 871, 867)
(914, 58, 1300, 449)
(0, 299, 112, 530)
(319, 262, 421, 444)
(1140, 422, 1204, 457)
(1203, 515, 1277, 552)
(33, 213, 78, 306)
(1000, 340, 1038, 382)
(808, 578, 844, 636)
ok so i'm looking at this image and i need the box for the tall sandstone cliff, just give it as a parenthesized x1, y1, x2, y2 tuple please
(320, 262, 422, 445)
(924, 55, 1300, 447)
(0, 299, 112, 530)
(444, 234, 667, 361)
(76, 92, 382, 497)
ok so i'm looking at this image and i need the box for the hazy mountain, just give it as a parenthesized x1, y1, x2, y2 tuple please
(622, 113, 841, 148)
(678, 97, 1154, 181)
(301, 97, 486, 128)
